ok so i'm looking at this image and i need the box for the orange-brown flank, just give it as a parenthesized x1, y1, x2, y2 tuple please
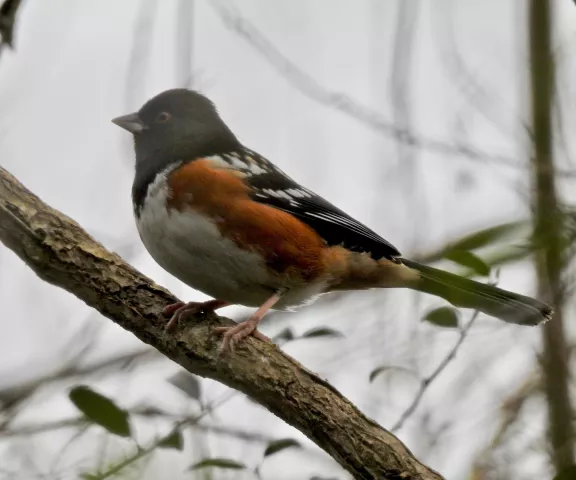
(167, 159, 327, 282)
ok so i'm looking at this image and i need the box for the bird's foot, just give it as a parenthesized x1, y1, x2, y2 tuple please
(163, 299, 228, 331)
(215, 315, 271, 353)
(214, 292, 283, 352)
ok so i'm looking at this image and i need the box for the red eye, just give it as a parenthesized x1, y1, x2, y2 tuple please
(156, 111, 171, 123)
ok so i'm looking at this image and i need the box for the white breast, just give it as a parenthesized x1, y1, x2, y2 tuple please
(135, 170, 270, 306)
(135, 169, 329, 309)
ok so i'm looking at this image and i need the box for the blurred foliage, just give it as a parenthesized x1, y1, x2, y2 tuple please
(168, 371, 202, 402)
(444, 250, 490, 277)
(423, 306, 460, 329)
(189, 458, 246, 471)
(0, 0, 23, 49)
(69, 385, 131, 438)
(300, 327, 344, 339)
(263, 438, 301, 457)
(419, 221, 526, 265)
(158, 430, 184, 451)
(553, 465, 576, 480)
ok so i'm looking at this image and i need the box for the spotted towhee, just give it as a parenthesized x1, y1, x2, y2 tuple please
(112, 89, 552, 351)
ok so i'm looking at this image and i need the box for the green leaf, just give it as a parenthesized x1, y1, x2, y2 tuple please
(69, 385, 131, 437)
(424, 307, 459, 328)
(448, 221, 525, 252)
(189, 458, 246, 471)
(158, 430, 183, 450)
(421, 221, 527, 264)
(134, 406, 166, 417)
(301, 327, 343, 339)
(553, 466, 576, 480)
(168, 371, 201, 400)
(264, 438, 301, 457)
(481, 245, 532, 268)
(274, 327, 295, 342)
(445, 250, 490, 276)
(369, 365, 415, 383)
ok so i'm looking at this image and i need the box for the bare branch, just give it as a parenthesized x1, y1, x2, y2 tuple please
(0, 165, 445, 479)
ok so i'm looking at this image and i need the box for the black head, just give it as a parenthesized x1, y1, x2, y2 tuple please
(112, 89, 242, 213)
(112, 89, 241, 166)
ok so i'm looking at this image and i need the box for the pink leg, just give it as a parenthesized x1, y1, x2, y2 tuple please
(163, 299, 229, 331)
(215, 292, 282, 352)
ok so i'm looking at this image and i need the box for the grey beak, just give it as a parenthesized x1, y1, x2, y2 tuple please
(111, 112, 147, 134)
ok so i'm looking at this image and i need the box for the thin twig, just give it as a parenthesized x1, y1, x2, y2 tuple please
(0, 348, 158, 411)
(391, 310, 479, 432)
(1, 406, 287, 446)
(83, 391, 237, 480)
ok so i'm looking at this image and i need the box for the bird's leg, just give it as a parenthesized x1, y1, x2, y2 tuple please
(215, 291, 283, 352)
(163, 299, 229, 331)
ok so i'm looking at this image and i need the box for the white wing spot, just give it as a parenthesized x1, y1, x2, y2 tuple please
(230, 157, 248, 170)
(249, 163, 266, 175)
(286, 188, 312, 199)
(205, 155, 231, 169)
(263, 188, 282, 198)
(277, 190, 292, 200)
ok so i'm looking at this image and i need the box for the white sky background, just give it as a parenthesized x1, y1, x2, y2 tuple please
(1, 0, 576, 479)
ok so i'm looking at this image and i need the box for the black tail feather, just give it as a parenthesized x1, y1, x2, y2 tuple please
(401, 258, 553, 326)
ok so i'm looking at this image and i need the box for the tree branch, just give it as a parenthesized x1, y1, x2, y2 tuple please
(0, 165, 444, 480)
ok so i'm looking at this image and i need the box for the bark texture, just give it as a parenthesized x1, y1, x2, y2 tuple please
(0, 165, 444, 480)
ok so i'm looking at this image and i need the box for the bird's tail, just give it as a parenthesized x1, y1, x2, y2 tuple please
(400, 258, 553, 326)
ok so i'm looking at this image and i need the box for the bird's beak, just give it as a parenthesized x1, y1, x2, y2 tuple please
(111, 112, 147, 134)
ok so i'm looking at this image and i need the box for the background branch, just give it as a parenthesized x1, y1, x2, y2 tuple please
(528, 0, 574, 473)
(210, 0, 520, 168)
(391, 309, 479, 432)
(0, 0, 23, 49)
(0, 165, 444, 480)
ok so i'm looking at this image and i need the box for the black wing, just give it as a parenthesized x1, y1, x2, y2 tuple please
(237, 149, 401, 260)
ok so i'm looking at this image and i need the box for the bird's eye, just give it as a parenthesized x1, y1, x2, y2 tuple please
(155, 111, 171, 123)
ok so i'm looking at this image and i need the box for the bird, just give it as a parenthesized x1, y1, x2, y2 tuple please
(112, 88, 553, 352)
